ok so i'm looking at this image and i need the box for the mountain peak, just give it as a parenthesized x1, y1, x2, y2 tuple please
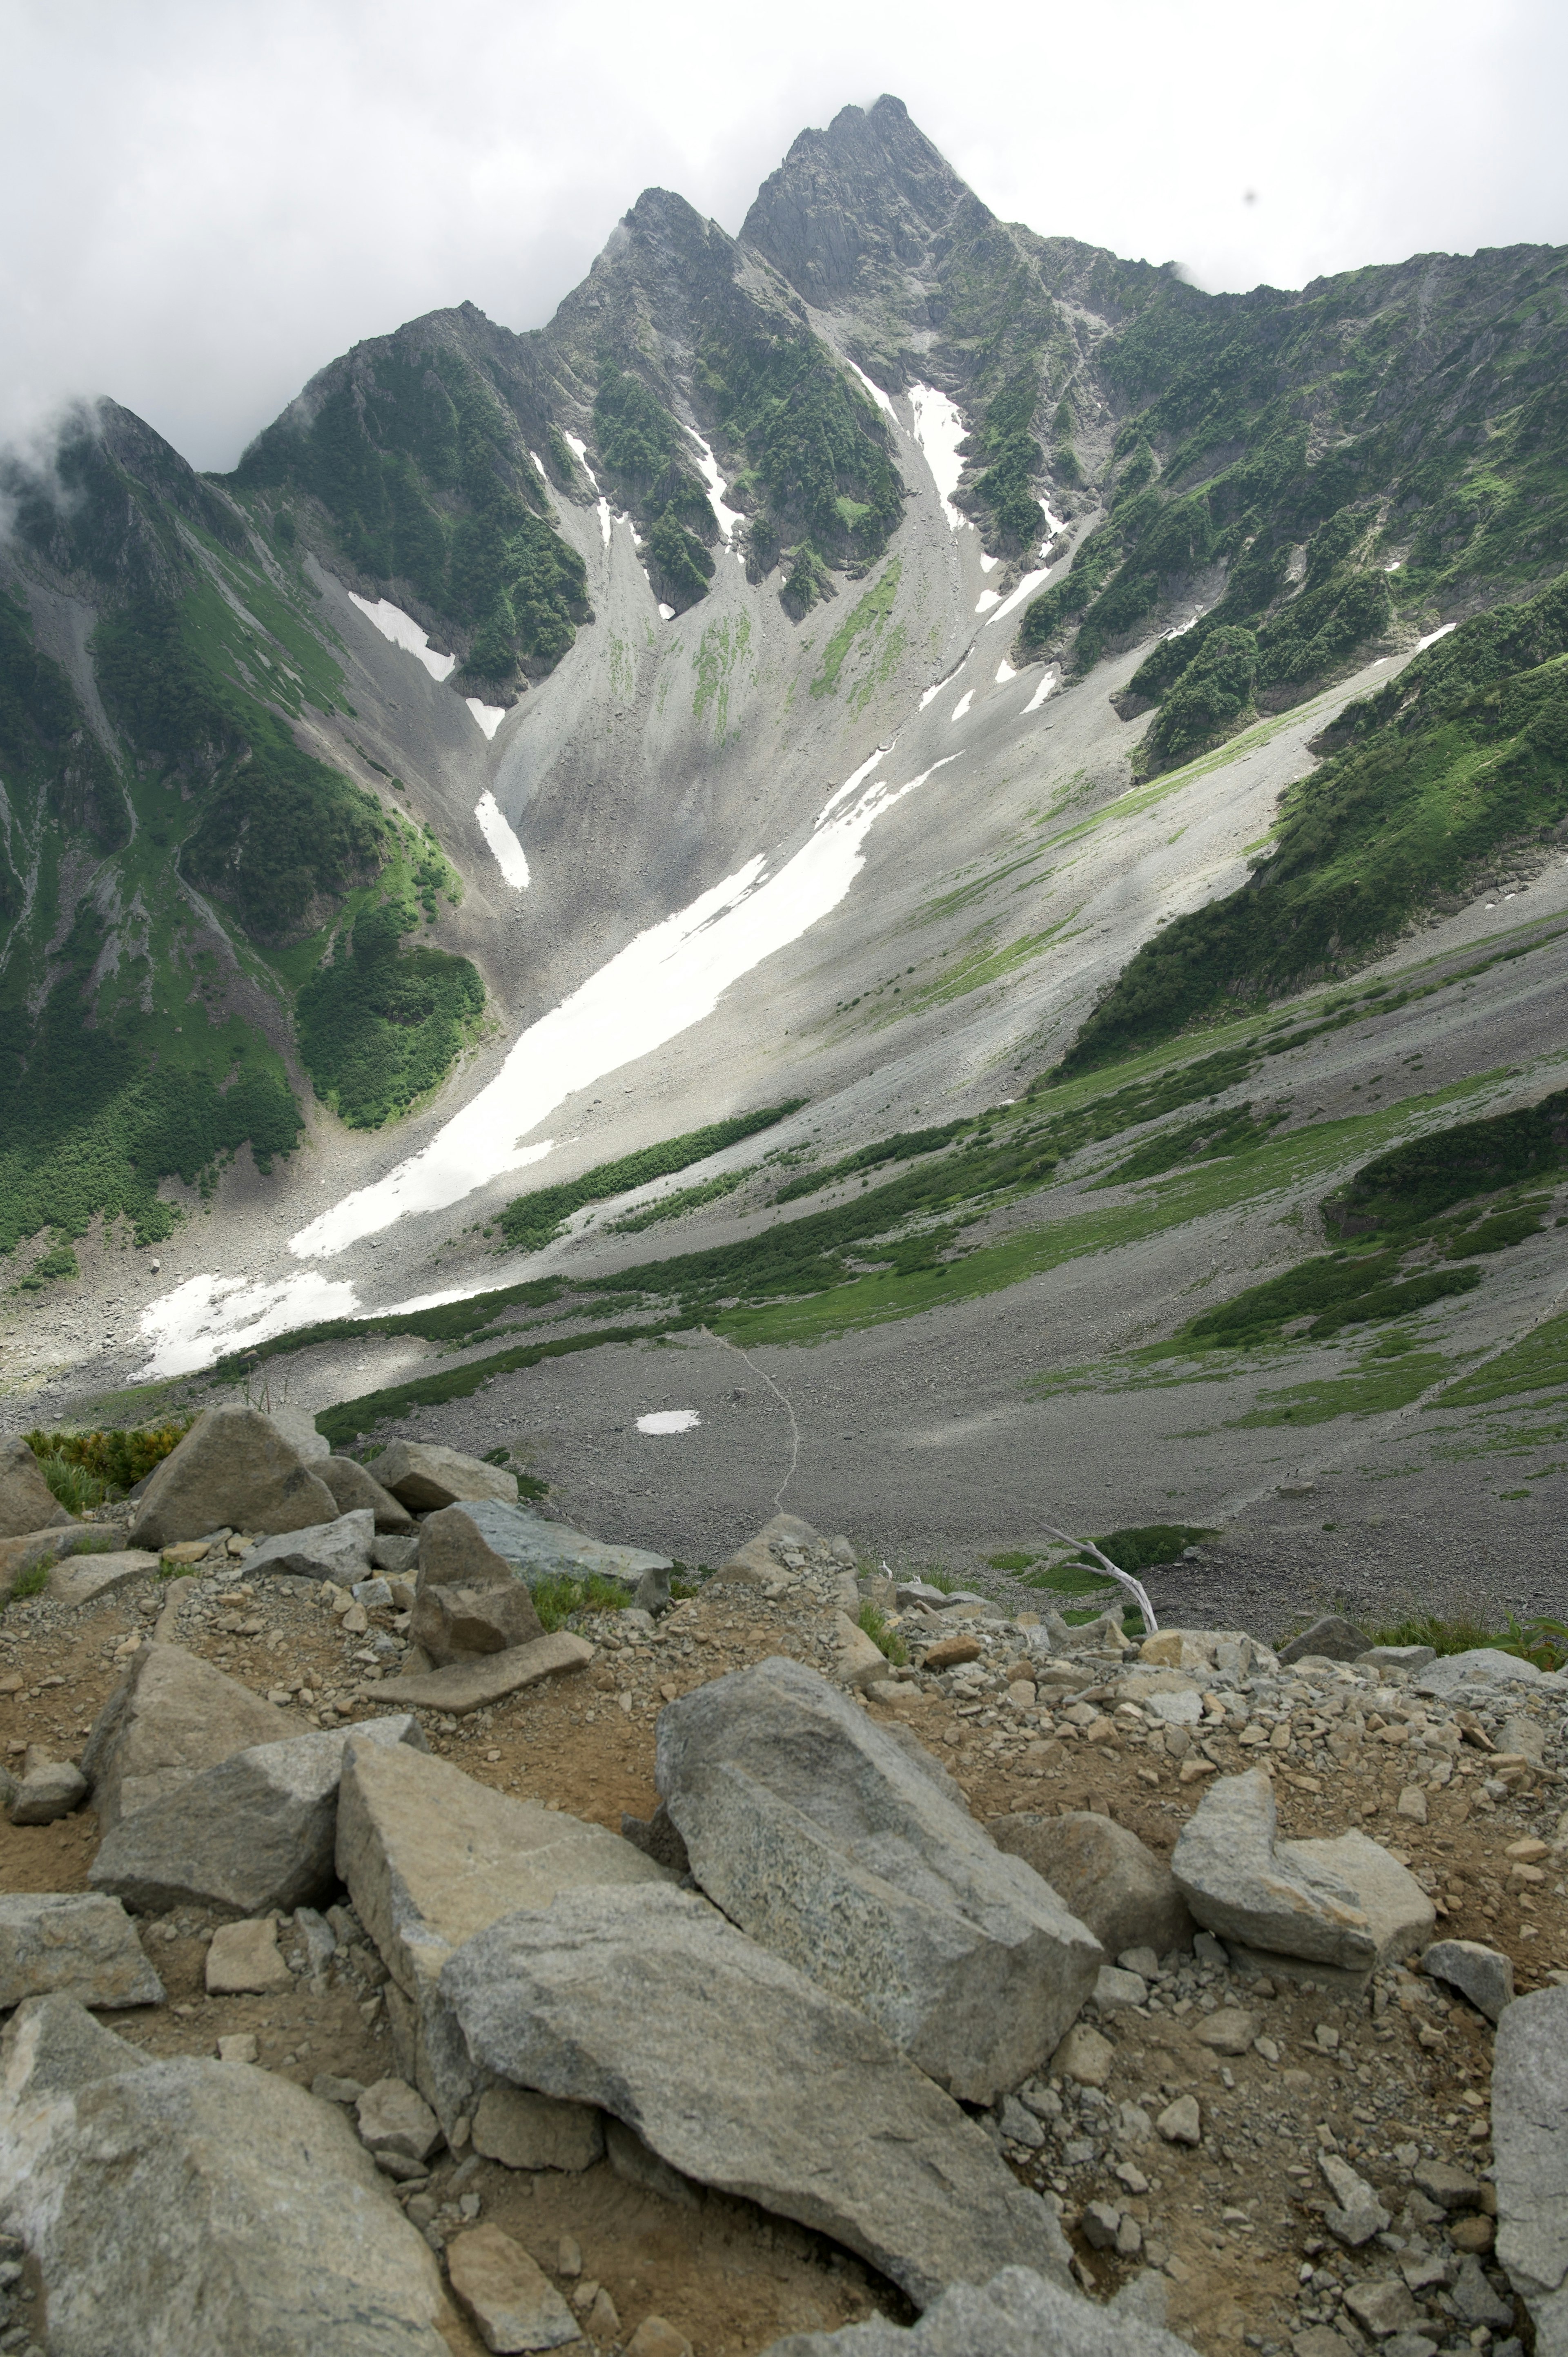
(740, 94, 980, 306)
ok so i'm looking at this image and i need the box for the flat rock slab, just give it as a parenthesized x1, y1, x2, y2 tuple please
(1415, 1651, 1566, 1699)
(48, 1550, 161, 1608)
(657, 1658, 1101, 2104)
(0, 1996, 452, 2355)
(992, 1813, 1193, 1963)
(129, 1405, 339, 1550)
(1172, 1771, 1432, 1974)
(0, 1894, 164, 2010)
(758, 2263, 1201, 2357)
(80, 1642, 295, 1835)
(376, 1442, 521, 1513)
(1492, 1983, 1568, 2356)
(447, 1494, 672, 1590)
(447, 2223, 581, 2353)
(365, 1630, 594, 1715)
(246, 1510, 375, 1583)
(442, 1882, 1074, 2313)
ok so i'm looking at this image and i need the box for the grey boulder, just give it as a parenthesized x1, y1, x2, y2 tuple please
(757, 2264, 1200, 2357)
(5, 1748, 89, 1826)
(374, 1441, 520, 1512)
(246, 1508, 375, 1583)
(410, 1578, 544, 1666)
(80, 1641, 294, 1833)
(128, 1405, 339, 1550)
(1423, 1939, 1515, 2023)
(1278, 1616, 1371, 1666)
(435, 1492, 672, 1591)
(441, 1882, 1074, 2313)
(1172, 1771, 1433, 1974)
(1416, 1651, 1564, 1699)
(991, 1812, 1193, 1962)
(0, 1893, 164, 2010)
(1492, 1983, 1568, 2357)
(320, 1455, 416, 1532)
(262, 1404, 331, 1461)
(89, 1713, 425, 1916)
(0, 1434, 73, 1539)
(657, 1659, 1102, 2103)
(0, 1996, 452, 2355)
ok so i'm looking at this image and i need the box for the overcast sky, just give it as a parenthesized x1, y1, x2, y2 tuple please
(5, 0, 1564, 473)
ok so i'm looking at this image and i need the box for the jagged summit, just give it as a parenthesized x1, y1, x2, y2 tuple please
(741, 94, 981, 307)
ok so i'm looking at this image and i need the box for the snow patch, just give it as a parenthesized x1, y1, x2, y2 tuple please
(637, 1409, 701, 1436)
(846, 360, 896, 419)
(475, 790, 529, 888)
(597, 498, 612, 546)
(1025, 671, 1056, 714)
(563, 433, 599, 491)
(951, 690, 974, 722)
(984, 566, 1050, 629)
(920, 655, 967, 711)
(658, 602, 675, 622)
(906, 384, 966, 531)
(973, 590, 1001, 613)
(818, 745, 889, 822)
(980, 552, 1000, 573)
(688, 430, 746, 548)
(466, 699, 505, 740)
(1416, 621, 1458, 651)
(140, 1270, 362, 1382)
(995, 658, 1016, 684)
(530, 450, 548, 479)
(286, 757, 958, 1262)
(349, 594, 455, 682)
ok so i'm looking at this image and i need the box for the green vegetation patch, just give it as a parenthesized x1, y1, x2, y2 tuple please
(25, 1418, 192, 1512)
(297, 901, 484, 1128)
(811, 562, 902, 699)
(774, 1119, 972, 1204)
(856, 1603, 908, 1666)
(499, 1104, 806, 1252)
(532, 1572, 632, 1632)
(1363, 1609, 1566, 1673)
(610, 1168, 753, 1233)
(314, 1324, 682, 1448)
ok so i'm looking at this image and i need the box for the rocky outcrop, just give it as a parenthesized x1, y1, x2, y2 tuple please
(128, 1407, 339, 1550)
(757, 2263, 1200, 2356)
(374, 1441, 520, 1512)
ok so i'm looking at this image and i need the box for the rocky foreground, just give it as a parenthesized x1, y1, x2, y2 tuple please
(0, 1409, 1564, 2357)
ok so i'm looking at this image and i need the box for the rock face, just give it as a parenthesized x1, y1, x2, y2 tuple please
(656, 1658, 1100, 2103)
(416, 1503, 528, 1591)
(0, 1435, 73, 1539)
(1492, 1983, 1568, 2357)
(320, 1455, 416, 1532)
(991, 1813, 1194, 1961)
(245, 1510, 376, 1583)
(1422, 1939, 1515, 2022)
(264, 1404, 331, 1461)
(376, 1441, 521, 1512)
(369, 1631, 594, 1716)
(442, 1882, 1074, 2313)
(80, 1642, 294, 1834)
(0, 1995, 452, 2355)
(128, 1405, 339, 1549)
(410, 1579, 545, 1666)
(89, 1714, 424, 1916)
(0, 1894, 164, 2010)
(756, 2262, 1202, 2356)
(432, 1494, 673, 1590)
(336, 1733, 674, 2127)
(1172, 1771, 1433, 1974)
(48, 1549, 162, 1609)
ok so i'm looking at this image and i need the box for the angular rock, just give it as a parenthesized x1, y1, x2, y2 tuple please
(1343, 2281, 1424, 2337)
(620, 1802, 691, 1877)
(357, 2075, 443, 2163)
(447, 2223, 581, 2354)
(443, 1882, 1073, 2312)
(1094, 1967, 1148, 2010)
(1415, 1651, 1563, 1699)
(128, 1405, 339, 1550)
(606, 2114, 704, 2208)
(411, 1579, 545, 1666)
(0, 1998, 450, 2354)
(48, 1548, 161, 1609)
(757, 2263, 1204, 2357)
(833, 1609, 889, 1688)
(1321, 2153, 1392, 2246)
(0, 1433, 73, 1539)
(416, 1502, 524, 1591)
(993, 1812, 1194, 1963)
(6, 1750, 88, 1825)
(626, 2319, 695, 2357)
(263, 1403, 331, 1461)
(320, 1454, 417, 1531)
(89, 1710, 425, 1916)
(1117, 1669, 1203, 1726)
(205, 1916, 293, 1994)
(657, 1659, 1101, 2104)
(1413, 2162, 1483, 2211)
(366, 1630, 594, 1716)
(1492, 1983, 1568, 2356)
(1172, 1771, 1432, 1973)
(473, 2083, 606, 2172)
(922, 1632, 982, 1670)
(428, 1492, 671, 1591)
(1278, 1617, 1372, 1665)
(218, 2034, 260, 2063)
(713, 1512, 820, 1590)
(1053, 2023, 1115, 2087)
(1155, 2095, 1201, 2146)
(0, 1893, 164, 2010)
(336, 1733, 673, 2129)
(1358, 1646, 1438, 1673)
(374, 1534, 423, 1576)
(246, 1508, 375, 1584)
(1194, 2009, 1257, 2056)
(1423, 1939, 1515, 2023)
(1448, 2256, 1515, 2330)
(376, 1440, 521, 1512)
(80, 1641, 294, 1833)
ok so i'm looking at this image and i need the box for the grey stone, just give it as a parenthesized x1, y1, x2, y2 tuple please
(336, 1731, 673, 2130)
(713, 1513, 820, 1590)
(1094, 1967, 1148, 2010)
(1423, 1939, 1515, 2022)
(1172, 1770, 1432, 1973)
(263, 1404, 330, 1461)
(0, 2006, 450, 2354)
(6, 1754, 88, 1825)
(1320, 2153, 1392, 2246)
(1493, 1984, 1568, 2356)
(472, 2084, 606, 2172)
(656, 1659, 1101, 2104)
(357, 2075, 443, 2163)
(410, 1578, 544, 1666)
(1448, 2256, 1515, 2330)
(634, 1563, 673, 1615)
(756, 2262, 1204, 2356)
(435, 1493, 672, 1591)
(1278, 1617, 1371, 1666)
(1155, 2095, 1201, 2145)
(373, 1534, 423, 1575)
(205, 1917, 293, 1994)
(416, 1503, 525, 1591)
(0, 1990, 149, 2103)
(443, 1883, 1073, 2313)
(1342, 2281, 1424, 2337)
(365, 1630, 595, 1716)
(80, 1642, 294, 1833)
(89, 1713, 425, 1916)
(1357, 1646, 1438, 1672)
(375, 1441, 521, 1512)
(128, 1405, 339, 1550)
(606, 2114, 704, 2208)
(447, 2223, 581, 2353)
(1500, 1714, 1547, 1765)
(1413, 2161, 1482, 2210)
(620, 1802, 691, 1877)
(1415, 1651, 1564, 1700)
(320, 1455, 416, 1531)
(992, 1812, 1194, 1964)
(245, 1508, 375, 1584)
(0, 1435, 74, 1539)
(1193, 2009, 1256, 2056)
(0, 1894, 164, 2010)
(48, 1550, 161, 1609)
(352, 1577, 394, 1608)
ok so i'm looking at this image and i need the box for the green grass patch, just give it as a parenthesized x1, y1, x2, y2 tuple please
(1087, 1524, 1214, 1574)
(296, 901, 485, 1128)
(1426, 1310, 1568, 1410)
(856, 1603, 908, 1666)
(499, 1104, 806, 1253)
(25, 1419, 191, 1497)
(1365, 1610, 1568, 1673)
(7, 1564, 49, 1603)
(1223, 1345, 1452, 1427)
(531, 1572, 631, 1632)
(810, 563, 901, 699)
(610, 1168, 753, 1233)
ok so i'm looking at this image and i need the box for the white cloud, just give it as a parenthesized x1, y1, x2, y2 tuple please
(1, 0, 1562, 471)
